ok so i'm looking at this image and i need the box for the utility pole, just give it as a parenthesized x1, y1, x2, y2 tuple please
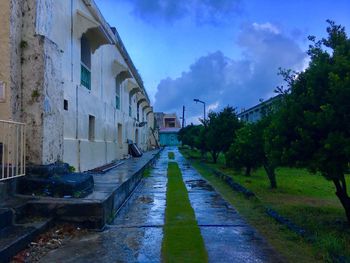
(182, 106, 185, 128)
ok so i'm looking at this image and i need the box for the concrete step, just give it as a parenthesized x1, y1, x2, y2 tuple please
(0, 182, 7, 201)
(0, 209, 13, 230)
(0, 218, 52, 262)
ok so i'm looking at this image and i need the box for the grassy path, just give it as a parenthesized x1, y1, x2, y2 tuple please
(161, 161, 208, 263)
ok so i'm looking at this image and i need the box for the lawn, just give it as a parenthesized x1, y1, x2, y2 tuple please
(180, 147, 350, 262)
(162, 162, 208, 263)
(168, 151, 175, 160)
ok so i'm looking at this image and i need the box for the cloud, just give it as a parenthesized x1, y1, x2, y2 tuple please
(154, 22, 307, 123)
(118, 0, 243, 25)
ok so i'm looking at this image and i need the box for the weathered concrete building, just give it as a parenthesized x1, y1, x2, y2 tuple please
(155, 113, 181, 146)
(238, 95, 282, 123)
(0, 0, 156, 176)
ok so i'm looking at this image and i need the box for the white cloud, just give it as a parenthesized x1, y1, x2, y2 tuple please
(154, 23, 307, 122)
(208, 101, 220, 112)
(252, 22, 280, 34)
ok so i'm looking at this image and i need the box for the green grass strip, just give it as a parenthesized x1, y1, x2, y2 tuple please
(168, 152, 175, 160)
(162, 162, 208, 263)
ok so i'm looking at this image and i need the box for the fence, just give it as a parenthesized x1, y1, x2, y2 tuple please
(0, 120, 26, 181)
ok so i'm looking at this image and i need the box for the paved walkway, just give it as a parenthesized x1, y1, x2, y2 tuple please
(39, 147, 283, 263)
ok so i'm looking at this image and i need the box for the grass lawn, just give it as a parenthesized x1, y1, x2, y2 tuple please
(180, 147, 350, 262)
(162, 162, 208, 263)
(168, 152, 175, 160)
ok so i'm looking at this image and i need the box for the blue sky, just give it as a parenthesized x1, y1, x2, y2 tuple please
(95, 0, 350, 123)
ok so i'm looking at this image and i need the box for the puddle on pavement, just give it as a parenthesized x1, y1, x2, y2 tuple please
(186, 179, 214, 191)
(138, 196, 154, 204)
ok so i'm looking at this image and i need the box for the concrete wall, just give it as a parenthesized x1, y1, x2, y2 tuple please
(0, 0, 156, 173)
(32, 0, 153, 171)
(19, 0, 64, 164)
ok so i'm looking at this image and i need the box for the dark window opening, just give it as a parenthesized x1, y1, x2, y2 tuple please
(88, 115, 95, 141)
(118, 123, 123, 146)
(81, 34, 91, 90)
(129, 93, 132, 117)
(116, 78, 121, 110)
(64, 100, 68, 111)
(81, 35, 91, 69)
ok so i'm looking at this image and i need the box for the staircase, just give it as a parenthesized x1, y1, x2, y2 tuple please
(0, 198, 52, 262)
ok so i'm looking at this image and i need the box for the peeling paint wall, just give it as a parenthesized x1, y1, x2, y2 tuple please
(20, 0, 63, 164)
(9, 0, 24, 122)
(1, 0, 156, 172)
(35, 0, 153, 171)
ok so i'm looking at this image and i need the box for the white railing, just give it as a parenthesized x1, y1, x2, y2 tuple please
(0, 120, 26, 181)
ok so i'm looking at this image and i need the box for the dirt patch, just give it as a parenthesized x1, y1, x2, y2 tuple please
(11, 223, 88, 263)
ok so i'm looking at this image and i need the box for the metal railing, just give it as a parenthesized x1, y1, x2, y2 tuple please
(0, 120, 26, 181)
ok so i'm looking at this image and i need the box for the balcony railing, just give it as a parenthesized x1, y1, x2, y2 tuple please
(0, 120, 26, 181)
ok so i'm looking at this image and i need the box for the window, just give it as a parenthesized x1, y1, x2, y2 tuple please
(63, 100, 68, 111)
(81, 35, 91, 90)
(137, 104, 140, 121)
(88, 115, 95, 141)
(129, 93, 132, 117)
(118, 123, 123, 147)
(115, 78, 121, 110)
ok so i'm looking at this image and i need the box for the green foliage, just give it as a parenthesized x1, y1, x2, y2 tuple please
(20, 40, 28, 49)
(204, 106, 241, 163)
(31, 89, 40, 100)
(178, 124, 204, 150)
(73, 191, 82, 198)
(168, 152, 175, 160)
(142, 167, 151, 178)
(162, 162, 208, 263)
(226, 123, 264, 176)
(270, 20, 350, 222)
(68, 165, 76, 173)
(181, 147, 350, 261)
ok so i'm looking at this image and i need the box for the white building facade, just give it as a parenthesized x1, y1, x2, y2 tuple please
(0, 0, 156, 172)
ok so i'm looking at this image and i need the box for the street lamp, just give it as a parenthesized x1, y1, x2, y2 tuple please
(193, 99, 206, 121)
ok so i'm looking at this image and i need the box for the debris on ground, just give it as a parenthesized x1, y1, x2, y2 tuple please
(11, 223, 87, 263)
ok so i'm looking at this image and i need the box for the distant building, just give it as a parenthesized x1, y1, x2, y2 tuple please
(238, 95, 282, 123)
(154, 113, 181, 146)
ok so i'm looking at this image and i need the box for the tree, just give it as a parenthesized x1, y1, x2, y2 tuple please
(178, 124, 201, 149)
(272, 21, 350, 223)
(205, 106, 241, 163)
(226, 123, 263, 176)
(226, 117, 279, 188)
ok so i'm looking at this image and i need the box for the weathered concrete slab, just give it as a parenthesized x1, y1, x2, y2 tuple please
(40, 227, 163, 263)
(40, 150, 169, 263)
(36, 147, 284, 263)
(19, 149, 162, 229)
(173, 148, 285, 263)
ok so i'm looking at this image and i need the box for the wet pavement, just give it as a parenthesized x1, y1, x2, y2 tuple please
(39, 147, 284, 263)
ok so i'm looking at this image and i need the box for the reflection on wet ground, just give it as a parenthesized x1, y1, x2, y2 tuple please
(39, 147, 283, 263)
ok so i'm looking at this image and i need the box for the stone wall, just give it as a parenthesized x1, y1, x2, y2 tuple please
(20, 0, 63, 164)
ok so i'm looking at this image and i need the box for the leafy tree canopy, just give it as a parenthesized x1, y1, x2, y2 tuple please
(271, 20, 350, 222)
